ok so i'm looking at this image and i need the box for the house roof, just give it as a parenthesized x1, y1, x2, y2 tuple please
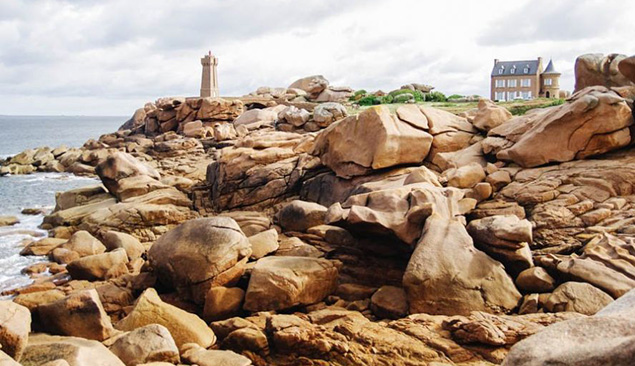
(491, 60, 540, 77)
(542, 59, 560, 75)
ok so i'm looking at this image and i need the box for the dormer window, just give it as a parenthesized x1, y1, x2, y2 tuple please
(524, 67, 529, 74)
(511, 68, 516, 74)
(498, 67, 504, 75)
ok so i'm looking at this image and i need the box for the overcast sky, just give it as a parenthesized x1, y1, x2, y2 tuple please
(1, 0, 634, 115)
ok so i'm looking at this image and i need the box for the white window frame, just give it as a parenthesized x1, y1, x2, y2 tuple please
(545, 78, 552, 86)
(524, 67, 529, 74)
(510, 68, 516, 74)
(507, 79, 517, 87)
(495, 91, 505, 101)
(521, 79, 531, 87)
(495, 79, 505, 88)
(498, 68, 503, 75)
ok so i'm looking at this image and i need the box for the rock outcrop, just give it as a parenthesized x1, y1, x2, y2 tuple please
(484, 86, 633, 167)
(313, 106, 433, 178)
(574, 53, 635, 92)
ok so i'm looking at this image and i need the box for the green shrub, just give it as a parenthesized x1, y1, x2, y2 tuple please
(394, 94, 414, 103)
(388, 89, 414, 97)
(380, 95, 394, 104)
(358, 95, 381, 106)
(448, 94, 464, 100)
(412, 90, 424, 102)
(425, 91, 447, 102)
(549, 98, 565, 106)
(354, 89, 367, 96)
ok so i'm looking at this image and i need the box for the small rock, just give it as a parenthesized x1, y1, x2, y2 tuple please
(545, 282, 613, 315)
(109, 324, 179, 366)
(203, 287, 245, 322)
(243, 256, 338, 312)
(102, 231, 144, 260)
(116, 288, 216, 349)
(370, 286, 408, 319)
(67, 248, 129, 281)
(0, 301, 31, 361)
(515, 267, 555, 293)
(38, 289, 115, 341)
(446, 163, 486, 188)
(277, 200, 328, 232)
(181, 343, 252, 366)
(0, 216, 19, 227)
(248, 229, 279, 260)
(60, 230, 106, 258)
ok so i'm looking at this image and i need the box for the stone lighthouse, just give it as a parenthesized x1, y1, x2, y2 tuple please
(200, 51, 219, 97)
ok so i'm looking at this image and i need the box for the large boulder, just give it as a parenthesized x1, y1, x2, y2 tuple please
(288, 75, 329, 99)
(324, 170, 449, 247)
(95, 152, 161, 199)
(484, 87, 633, 168)
(404, 214, 522, 316)
(472, 99, 512, 132)
(0, 301, 30, 361)
(20, 334, 125, 366)
(147, 217, 251, 304)
(233, 108, 278, 129)
(38, 289, 115, 341)
(116, 288, 216, 349)
(313, 106, 433, 178)
(108, 324, 179, 366)
(618, 55, 635, 84)
(243, 256, 339, 312)
(574, 53, 635, 92)
(421, 106, 479, 161)
(503, 288, 635, 366)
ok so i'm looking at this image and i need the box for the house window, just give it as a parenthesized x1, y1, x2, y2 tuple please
(495, 79, 505, 88)
(521, 79, 531, 87)
(508, 92, 515, 100)
(510, 67, 516, 74)
(495, 92, 505, 101)
(522, 91, 532, 99)
(498, 68, 503, 75)
(524, 67, 529, 74)
(545, 78, 553, 86)
(507, 79, 517, 87)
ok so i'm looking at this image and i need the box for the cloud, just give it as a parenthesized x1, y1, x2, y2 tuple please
(478, 0, 628, 46)
(0, 0, 633, 115)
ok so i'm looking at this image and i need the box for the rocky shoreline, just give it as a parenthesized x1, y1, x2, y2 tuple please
(1, 54, 635, 366)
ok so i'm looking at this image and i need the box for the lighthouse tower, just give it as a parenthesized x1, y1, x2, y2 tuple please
(200, 51, 219, 98)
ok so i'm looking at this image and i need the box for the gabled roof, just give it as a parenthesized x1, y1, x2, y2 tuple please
(491, 60, 540, 77)
(542, 59, 560, 75)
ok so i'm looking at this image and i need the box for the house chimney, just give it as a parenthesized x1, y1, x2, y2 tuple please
(494, 58, 499, 65)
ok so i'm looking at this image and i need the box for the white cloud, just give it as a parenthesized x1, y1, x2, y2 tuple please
(0, 0, 634, 115)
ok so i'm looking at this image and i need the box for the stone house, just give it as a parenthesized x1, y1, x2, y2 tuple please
(490, 57, 561, 101)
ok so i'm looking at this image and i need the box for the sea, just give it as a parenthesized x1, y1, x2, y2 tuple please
(0, 115, 125, 293)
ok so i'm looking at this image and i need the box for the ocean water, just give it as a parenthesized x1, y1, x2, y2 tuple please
(0, 115, 125, 293)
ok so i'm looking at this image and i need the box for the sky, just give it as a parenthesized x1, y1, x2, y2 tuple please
(1, 0, 634, 116)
